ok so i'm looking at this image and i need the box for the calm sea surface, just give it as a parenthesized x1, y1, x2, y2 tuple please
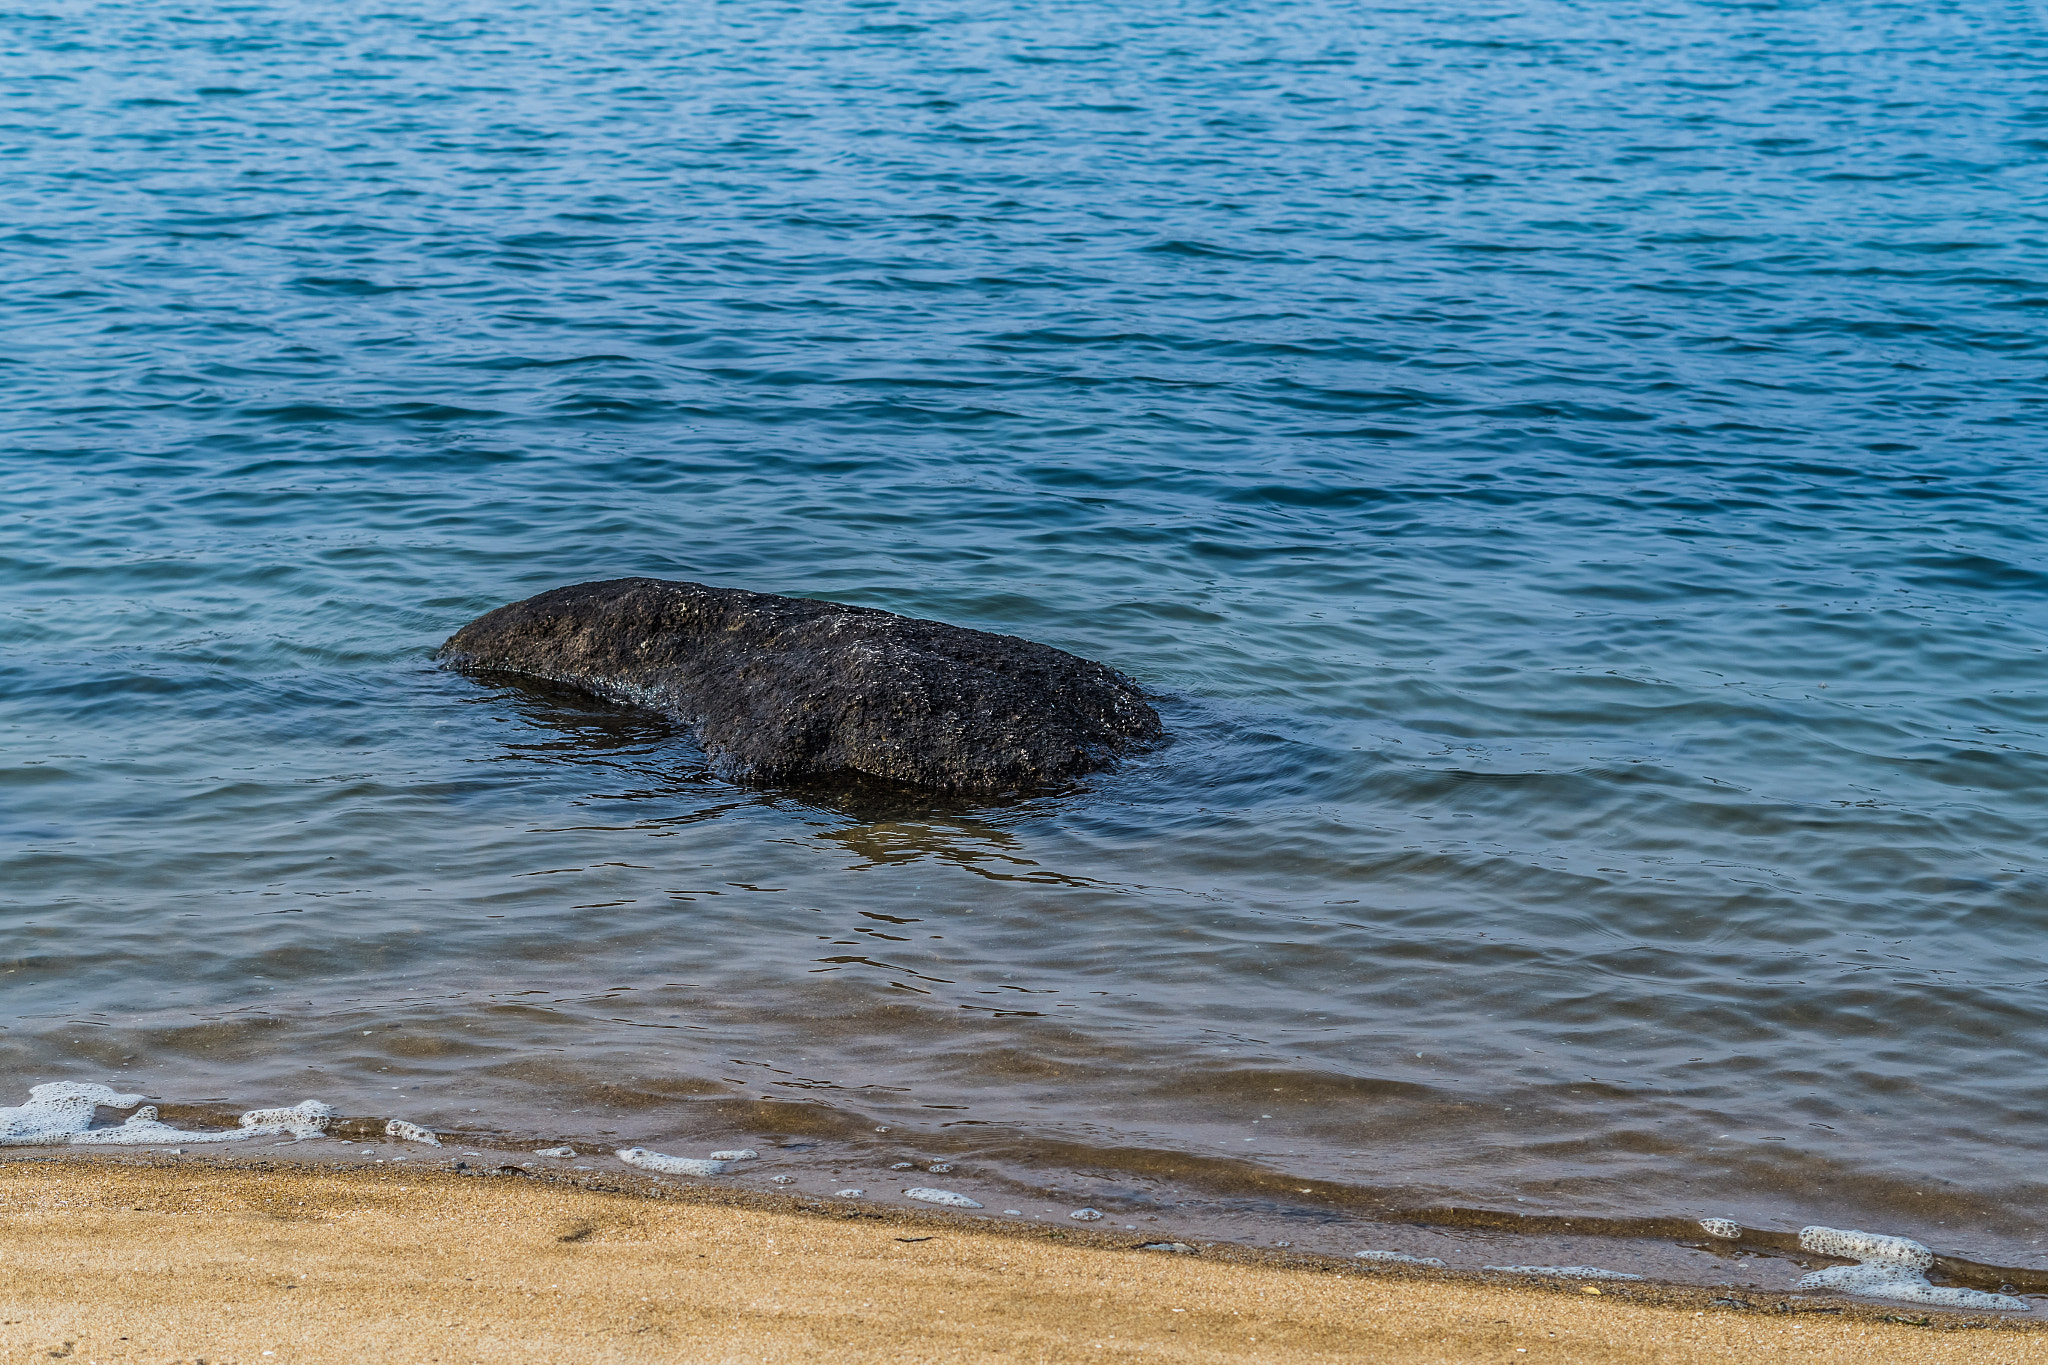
(6, 0, 2047, 1271)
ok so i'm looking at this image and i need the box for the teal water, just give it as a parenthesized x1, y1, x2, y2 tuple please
(6, 0, 2048, 1272)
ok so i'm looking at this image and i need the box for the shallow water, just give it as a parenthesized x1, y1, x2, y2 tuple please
(6, 0, 2048, 1276)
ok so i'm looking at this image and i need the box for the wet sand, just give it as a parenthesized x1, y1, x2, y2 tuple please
(0, 1160, 2037, 1363)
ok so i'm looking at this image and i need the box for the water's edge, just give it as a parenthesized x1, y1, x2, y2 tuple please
(11, 1096, 2045, 1310)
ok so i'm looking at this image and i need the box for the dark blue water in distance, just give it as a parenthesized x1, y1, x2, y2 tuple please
(6, 0, 2048, 1275)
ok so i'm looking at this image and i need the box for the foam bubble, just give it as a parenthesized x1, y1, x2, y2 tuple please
(1798, 1264, 2025, 1310)
(615, 1147, 730, 1177)
(535, 1146, 576, 1157)
(1069, 1207, 1104, 1221)
(0, 1083, 144, 1144)
(1, 1083, 333, 1147)
(1799, 1225, 1932, 1270)
(709, 1149, 758, 1161)
(1698, 1218, 1742, 1240)
(1796, 1225, 2027, 1311)
(1485, 1265, 1643, 1281)
(73, 1106, 238, 1146)
(903, 1187, 982, 1208)
(1357, 1250, 1447, 1266)
(233, 1102, 333, 1139)
(836, 1188, 866, 1197)
(384, 1119, 441, 1147)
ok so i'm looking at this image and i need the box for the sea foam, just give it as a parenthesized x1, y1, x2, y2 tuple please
(0, 1083, 331, 1146)
(1797, 1226, 2027, 1311)
(614, 1146, 731, 1177)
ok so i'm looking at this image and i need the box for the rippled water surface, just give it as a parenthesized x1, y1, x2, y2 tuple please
(6, 0, 2048, 1271)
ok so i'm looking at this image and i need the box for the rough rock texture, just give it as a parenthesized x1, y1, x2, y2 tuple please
(437, 578, 1162, 794)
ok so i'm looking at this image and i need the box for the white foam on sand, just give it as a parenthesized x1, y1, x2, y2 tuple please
(709, 1149, 757, 1161)
(384, 1119, 441, 1146)
(903, 1187, 982, 1208)
(1357, 1250, 1446, 1266)
(1485, 1265, 1643, 1281)
(0, 1083, 332, 1147)
(1797, 1226, 2027, 1311)
(615, 1147, 731, 1177)
(1698, 1218, 1742, 1240)
(1068, 1207, 1103, 1221)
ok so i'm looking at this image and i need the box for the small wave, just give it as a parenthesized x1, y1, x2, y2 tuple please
(1486, 1266, 1643, 1281)
(1139, 240, 1286, 262)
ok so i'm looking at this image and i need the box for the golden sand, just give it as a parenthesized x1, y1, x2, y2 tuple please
(0, 1160, 2038, 1363)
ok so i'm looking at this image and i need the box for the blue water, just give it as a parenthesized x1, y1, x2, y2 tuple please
(6, 0, 2048, 1270)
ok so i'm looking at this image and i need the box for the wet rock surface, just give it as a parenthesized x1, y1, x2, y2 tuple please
(437, 578, 1163, 794)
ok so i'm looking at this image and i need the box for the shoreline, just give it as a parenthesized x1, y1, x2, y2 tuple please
(1, 1157, 2040, 1362)
(9, 1121, 2042, 1303)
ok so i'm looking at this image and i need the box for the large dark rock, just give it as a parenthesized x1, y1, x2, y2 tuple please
(437, 578, 1163, 795)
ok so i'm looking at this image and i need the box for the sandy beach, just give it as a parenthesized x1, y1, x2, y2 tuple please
(0, 1159, 2036, 1363)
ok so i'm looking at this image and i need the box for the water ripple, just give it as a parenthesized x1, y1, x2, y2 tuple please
(3, 0, 2046, 1265)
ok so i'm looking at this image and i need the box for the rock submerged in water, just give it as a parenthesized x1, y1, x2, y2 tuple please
(437, 578, 1163, 795)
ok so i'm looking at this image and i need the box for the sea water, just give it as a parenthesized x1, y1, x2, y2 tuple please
(5, 0, 2047, 1277)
